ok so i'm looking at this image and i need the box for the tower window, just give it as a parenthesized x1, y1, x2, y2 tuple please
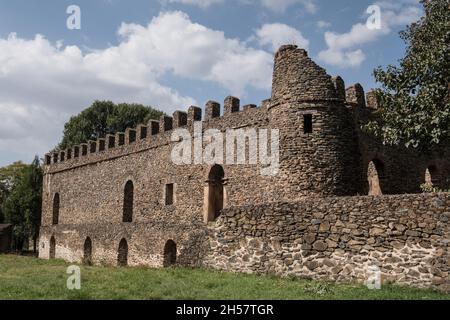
(165, 184, 174, 206)
(304, 114, 313, 134)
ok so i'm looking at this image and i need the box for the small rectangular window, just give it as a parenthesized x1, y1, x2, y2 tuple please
(165, 184, 174, 206)
(304, 114, 313, 134)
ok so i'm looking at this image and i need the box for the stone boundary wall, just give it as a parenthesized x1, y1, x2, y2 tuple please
(204, 193, 450, 291)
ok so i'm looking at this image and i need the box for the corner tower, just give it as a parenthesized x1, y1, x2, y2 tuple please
(269, 45, 360, 200)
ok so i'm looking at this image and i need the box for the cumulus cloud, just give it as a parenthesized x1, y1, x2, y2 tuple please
(162, 0, 224, 9)
(260, 0, 317, 13)
(256, 23, 309, 52)
(163, 0, 317, 13)
(0, 11, 274, 165)
(317, 0, 422, 68)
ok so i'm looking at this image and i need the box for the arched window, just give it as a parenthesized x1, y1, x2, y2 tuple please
(52, 193, 60, 225)
(83, 237, 92, 265)
(49, 236, 56, 259)
(368, 159, 384, 196)
(117, 238, 128, 267)
(205, 165, 225, 222)
(123, 181, 134, 223)
(163, 240, 177, 267)
(425, 165, 440, 186)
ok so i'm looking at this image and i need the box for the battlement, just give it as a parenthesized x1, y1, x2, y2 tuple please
(271, 45, 339, 106)
(44, 47, 383, 171)
(345, 83, 380, 110)
(44, 96, 269, 170)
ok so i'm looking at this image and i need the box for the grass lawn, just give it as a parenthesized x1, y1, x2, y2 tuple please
(0, 254, 448, 300)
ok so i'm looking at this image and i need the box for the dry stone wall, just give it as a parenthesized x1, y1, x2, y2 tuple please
(204, 193, 450, 291)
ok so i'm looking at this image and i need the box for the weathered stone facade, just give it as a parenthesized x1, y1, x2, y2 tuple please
(39, 45, 450, 291)
(205, 194, 450, 291)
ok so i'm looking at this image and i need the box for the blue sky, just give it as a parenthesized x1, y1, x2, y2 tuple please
(0, 0, 423, 166)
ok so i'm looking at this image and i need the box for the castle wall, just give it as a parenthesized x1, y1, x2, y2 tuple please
(204, 193, 450, 291)
(37, 45, 450, 292)
(39, 193, 450, 291)
(39, 104, 282, 262)
(38, 222, 207, 267)
(347, 84, 450, 195)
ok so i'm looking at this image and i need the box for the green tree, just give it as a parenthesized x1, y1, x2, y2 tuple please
(365, 0, 450, 148)
(0, 162, 28, 223)
(58, 101, 165, 150)
(2, 157, 43, 252)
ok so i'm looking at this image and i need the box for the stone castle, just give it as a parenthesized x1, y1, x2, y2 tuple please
(39, 45, 450, 291)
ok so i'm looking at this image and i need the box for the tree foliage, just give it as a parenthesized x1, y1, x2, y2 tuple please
(0, 162, 28, 223)
(365, 0, 450, 148)
(58, 101, 165, 150)
(1, 157, 43, 251)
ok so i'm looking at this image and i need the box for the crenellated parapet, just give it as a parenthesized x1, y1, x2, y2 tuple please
(224, 96, 240, 115)
(332, 76, 346, 101)
(345, 83, 366, 108)
(173, 111, 187, 128)
(345, 83, 383, 114)
(205, 101, 221, 120)
(44, 46, 387, 172)
(366, 89, 380, 109)
(159, 116, 173, 132)
(44, 96, 268, 170)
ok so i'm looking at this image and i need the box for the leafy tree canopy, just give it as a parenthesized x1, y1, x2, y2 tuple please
(0, 161, 29, 223)
(1, 156, 43, 251)
(365, 0, 450, 148)
(58, 101, 165, 150)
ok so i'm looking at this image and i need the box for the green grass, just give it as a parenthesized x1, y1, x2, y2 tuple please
(0, 254, 448, 300)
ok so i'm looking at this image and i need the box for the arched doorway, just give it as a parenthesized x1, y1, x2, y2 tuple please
(49, 236, 56, 259)
(425, 165, 440, 186)
(83, 237, 92, 265)
(117, 238, 128, 267)
(52, 193, 60, 225)
(163, 240, 177, 267)
(123, 181, 134, 223)
(368, 159, 384, 196)
(205, 165, 225, 222)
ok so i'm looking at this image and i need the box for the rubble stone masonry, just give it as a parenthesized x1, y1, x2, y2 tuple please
(205, 193, 450, 291)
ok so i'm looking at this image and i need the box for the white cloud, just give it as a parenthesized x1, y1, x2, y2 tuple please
(260, 0, 316, 13)
(115, 11, 273, 93)
(163, 0, 317, 13)
(162, 0, 224, 9)
(0, 11, 274, 165)
(317, 0, 422, 68)
(317, 48, 366, 68)
(256, 23, 309, 52)
(317, 20, 331, 29)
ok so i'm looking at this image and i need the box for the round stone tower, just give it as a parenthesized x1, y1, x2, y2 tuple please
(269, 45, 360, 200)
